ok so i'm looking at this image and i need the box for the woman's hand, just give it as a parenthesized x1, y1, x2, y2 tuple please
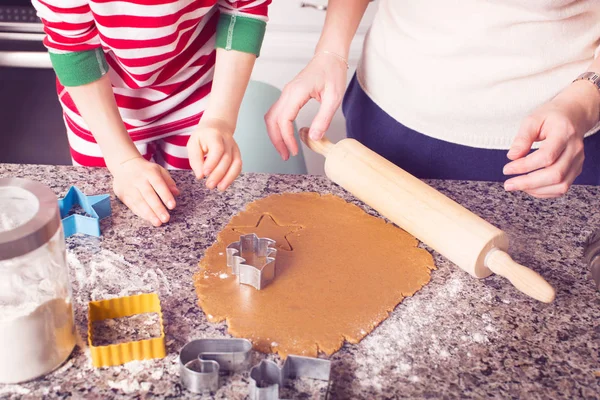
(265, 52, 348, 160)
(504, 81, 600, 198)
(187, 117, 242, 191)
(111, 157, 179, 227)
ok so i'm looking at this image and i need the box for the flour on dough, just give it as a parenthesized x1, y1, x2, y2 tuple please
(195, 193, 435, 358)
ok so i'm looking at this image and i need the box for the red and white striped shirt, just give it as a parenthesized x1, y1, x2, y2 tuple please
(32, 0, 270, 144)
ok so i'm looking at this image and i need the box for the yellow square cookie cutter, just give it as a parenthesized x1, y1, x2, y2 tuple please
(88, 292, 166, 367)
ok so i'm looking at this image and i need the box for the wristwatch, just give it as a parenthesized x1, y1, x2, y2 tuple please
(573, 72, 600, 120)
(573, 71, 600, 91)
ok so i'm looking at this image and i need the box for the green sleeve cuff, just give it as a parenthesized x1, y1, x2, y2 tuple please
(48, 48, 109, 87)
(215, 13, 267, 57)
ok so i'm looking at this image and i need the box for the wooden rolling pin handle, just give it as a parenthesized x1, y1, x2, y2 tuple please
(299, 128, 333, 156)
(485, 249, 556, 303)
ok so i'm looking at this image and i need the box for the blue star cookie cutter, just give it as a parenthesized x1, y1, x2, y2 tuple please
(58, 186, 111, 238)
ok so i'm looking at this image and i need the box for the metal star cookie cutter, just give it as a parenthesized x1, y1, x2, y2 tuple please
(249, 356, 332, 400)
(179, 338, 253, 393)
(226, 233, 278, 290)
(58, 186, 111, 238)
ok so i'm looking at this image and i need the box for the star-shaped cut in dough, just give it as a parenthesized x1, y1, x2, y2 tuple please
(233, 214, 303, 251)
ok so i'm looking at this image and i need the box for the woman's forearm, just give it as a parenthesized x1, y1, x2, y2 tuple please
(202, 48, 257, 130)
(577, 54, 600, 121)
(315, 0, 371, 58)
(554, 54, 600, 131)
(66, 74, 140, 169)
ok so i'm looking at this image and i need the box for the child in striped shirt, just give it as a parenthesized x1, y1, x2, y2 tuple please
(32, 0, 271, 227)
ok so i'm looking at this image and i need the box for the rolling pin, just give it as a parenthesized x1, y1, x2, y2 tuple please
(300, 130, 555, 303)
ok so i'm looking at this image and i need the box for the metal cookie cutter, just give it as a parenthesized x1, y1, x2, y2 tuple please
(58, 186, 111, 238)
(179, 338, 252, 393)
(226, 233, 278, 290)
(584, 229, 600, 290)
(250, 356, 332, 400)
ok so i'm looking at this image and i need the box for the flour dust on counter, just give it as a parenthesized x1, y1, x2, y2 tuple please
(196, 192, 437, 358)
(91, 312, 162, 347)
(67, 248, 172, 302)
(349, 273, 499, 391)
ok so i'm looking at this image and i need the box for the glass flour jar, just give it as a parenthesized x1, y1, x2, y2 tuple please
(0, 178, 76, 384)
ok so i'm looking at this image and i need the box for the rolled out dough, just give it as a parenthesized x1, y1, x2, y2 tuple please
(195, 193, 435, 358)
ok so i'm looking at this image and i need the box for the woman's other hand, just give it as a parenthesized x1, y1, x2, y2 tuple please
(504, 80, 600, 198)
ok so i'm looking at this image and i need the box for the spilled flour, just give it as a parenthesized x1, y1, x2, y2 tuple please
(67, 249, 172, 303)
(352, 274, 497, 390)
(15, 249, 178, 396)
(91, 312, 161, 347)
(97, 356, 180, 395)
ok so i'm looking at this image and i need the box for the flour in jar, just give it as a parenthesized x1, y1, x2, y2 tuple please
(0, 186, 39, 233)
(0, 298, 76, 384)
(0, 225, 76, 384)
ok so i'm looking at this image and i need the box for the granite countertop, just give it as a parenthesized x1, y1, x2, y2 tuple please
(0, 163, 598, 399)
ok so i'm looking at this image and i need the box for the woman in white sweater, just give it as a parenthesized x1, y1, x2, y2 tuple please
(266, 0, 600, 197)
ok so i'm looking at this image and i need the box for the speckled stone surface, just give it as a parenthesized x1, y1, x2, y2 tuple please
(0, 163, 598, 400)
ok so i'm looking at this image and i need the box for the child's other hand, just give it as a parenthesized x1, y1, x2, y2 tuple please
(187, 118, 242, 191)
(111, 157, 180, 227)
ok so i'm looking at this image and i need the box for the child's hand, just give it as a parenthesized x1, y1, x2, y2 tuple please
(111, 157, 179, 227)
(187, 118, 242, 191)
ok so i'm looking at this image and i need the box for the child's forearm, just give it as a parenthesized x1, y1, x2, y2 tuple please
(66, 74, 140, 170)
(201, 48, 257, 131)
(315, 0, 371, 58)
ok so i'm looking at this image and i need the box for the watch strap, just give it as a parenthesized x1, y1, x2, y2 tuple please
(573, 72, 600, 122)
(573, 71, 600, 91)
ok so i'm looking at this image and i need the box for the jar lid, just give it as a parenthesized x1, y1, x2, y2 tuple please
(0, 178, 61, 261)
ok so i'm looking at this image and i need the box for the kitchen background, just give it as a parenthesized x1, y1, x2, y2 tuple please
(0, 0, 379, 175)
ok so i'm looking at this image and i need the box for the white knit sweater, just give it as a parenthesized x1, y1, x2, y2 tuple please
(357, 0, 600, 149)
